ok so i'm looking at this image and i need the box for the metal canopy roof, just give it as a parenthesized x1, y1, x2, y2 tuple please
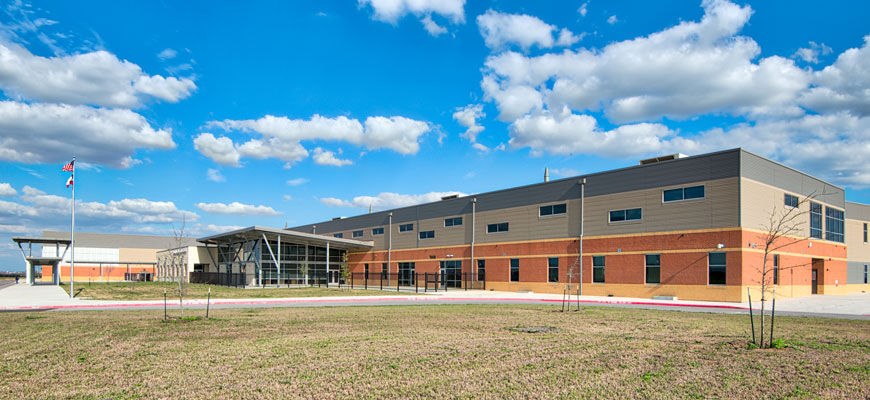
(197, 226, 373, 250)
(12, 237, 72, 245)
(22, 256, 63, 264)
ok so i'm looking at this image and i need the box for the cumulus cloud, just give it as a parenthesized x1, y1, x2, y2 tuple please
(0, 40, 196, 108)
(195, 201, 282, 216)
(793, 41, 832, 64)
(0, 183, 16, 197)
(453, 104, 486, 141)
(0, 101, 175, 168)
(421, 15, 447, 36)
(578, 3, 588, 17)
(607, 15, 618, 25)
(359, 0, 465, 23)
(481, 0, 810, 124)
(320, 191, 467, 210)
(799, 36, 870, 116)
(477, 10, 581, 51)
(312, 147, 352, 166)
(206, 168, 225, 182)
(198, 114, 430, 166)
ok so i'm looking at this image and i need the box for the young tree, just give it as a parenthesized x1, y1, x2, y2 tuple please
(752, 193, 817, 348)
(171, 216, 189, 318)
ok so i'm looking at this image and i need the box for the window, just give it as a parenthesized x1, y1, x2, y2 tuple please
(510, 258, 519, 282)
(864, 223, 867, 243)
(645, 254, 660, 284)
(609, 208, 642, 223)
(364, 263, 369, 279)
(487, 222, 509, 233)
(540, 203, 567, 216)
(352, 230, 363, 238)
(382, 263, 388, 279)
(372, 227, 384, 235)
(593, 256, 605, 283)
(444, 217, 463, 227)
(663, 185, 705, 202)
(825, 207, 844, 243)
(548, 257, 559, 283)
(810, 202, 822, 239)
(865, 265, 868, 284)
(419, 230, 435, 239)
(333, 233, 343, 238)
(784, 194, 799, 208)
(398, 262, 415, 286)
(773, 254, 779, 285)
(477, 259, 485, 282)
(399, 223, 414, 232)
(709, 252, 726, 285)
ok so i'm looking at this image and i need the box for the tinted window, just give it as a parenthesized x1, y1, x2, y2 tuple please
(372, 227, 384, 235)
(333, 233, 343, 238)
(709, 252, 726, 285)
(487, 222, 509, 233)
(610, 208, 641, 222)
(825, 207, 844, 243)
(548, 257, 559, 283)
(352, 230, 363, 238)
(399, 223, 414, 232)
(663, 188, 683, 202)
(664, 185, 704, 202)
(510, 258, 519, 282)
(419, 230, 434, 239)
(540, 203, 567, 216)
(592, 255, 605, 283)
(810, 202, 822, 239)
(645, 254, 660, 284)
(445, 217, 462, 227)
(784, 194, 799, 208)
(684, 185, 705, 200)
(477, 259, 485, 282)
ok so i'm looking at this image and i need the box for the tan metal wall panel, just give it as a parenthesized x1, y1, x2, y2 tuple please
(118, 247, 159, 263)
(845, 218, 870, 261)
(740, 177, 844, 237)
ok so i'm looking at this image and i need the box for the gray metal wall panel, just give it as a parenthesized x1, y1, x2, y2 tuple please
(292, 149, 742, 234)
(740, 151, 845, 208)
(42, 231, 198, 249)
(846, 201, 870, 221)
(846, 261, 868, 284)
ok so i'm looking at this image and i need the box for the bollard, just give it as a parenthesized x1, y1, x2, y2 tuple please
(206, 287, 211, 319)
(163, 289, 167, 321)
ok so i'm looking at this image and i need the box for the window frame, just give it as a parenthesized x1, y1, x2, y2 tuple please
(865, 265, 868, 284)
(645, 254, 661, 285)
(810, 202, 823, 239)
(418, 230, 435, 239)
(784, 193, 799, 208)
(864, 223, 867, 243)
(662, 185, 706, 203)
(333, 233, 343, 238)
(539, 203, 567, 217)
(352, 230, 363, 238)
(487, 222, 509, 234)
(477, 259, 485, 282)
(444, 217, 463, 227)
(372, 227, 384, 235)
(592, 255, 605, 284)
(608, 208, 642, 224)
(825, 206, 844, 243)
(708, 252, 727, 286)
(548, 257, 559, 283)
(510, 258, 519, 282)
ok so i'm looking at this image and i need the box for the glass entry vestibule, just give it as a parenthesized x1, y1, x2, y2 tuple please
(440, 260, 462, 288)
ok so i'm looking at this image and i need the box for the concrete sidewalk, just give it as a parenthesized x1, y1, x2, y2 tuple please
(0, 283, 866, 318)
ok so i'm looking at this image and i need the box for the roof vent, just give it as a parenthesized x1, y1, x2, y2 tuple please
(441, 195, 458, 200)
(639, 153, 687, 165)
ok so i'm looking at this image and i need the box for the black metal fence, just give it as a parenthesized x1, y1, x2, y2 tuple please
(346, 272, 485, 293)
(189, 271, 246, 288)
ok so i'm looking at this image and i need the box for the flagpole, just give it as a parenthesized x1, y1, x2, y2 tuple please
(70, 156, 75, 299)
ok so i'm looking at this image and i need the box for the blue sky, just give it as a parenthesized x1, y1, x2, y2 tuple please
(1, 0, 869, 270)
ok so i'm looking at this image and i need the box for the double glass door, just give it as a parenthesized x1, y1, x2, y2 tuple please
(440, 260, 462, 288)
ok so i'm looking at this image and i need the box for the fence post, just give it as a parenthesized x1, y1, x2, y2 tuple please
(397, 273, 400, 292)
(351, 272, 354, 289)
(415, 272, 418, 293)
(424, 272, 428, 292)
(380, 272, 383, 291)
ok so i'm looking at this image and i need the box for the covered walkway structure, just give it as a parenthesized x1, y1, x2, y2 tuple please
(197, 226, 373, 287)
(12, 236, 71, 285)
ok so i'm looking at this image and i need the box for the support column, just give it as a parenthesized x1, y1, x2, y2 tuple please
(277, 235, 282, 288)
(326, 242, 330, 288)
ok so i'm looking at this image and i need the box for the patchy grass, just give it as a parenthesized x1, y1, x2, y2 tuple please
(1, 305, 868, 399)
(62, 281, 413, 300)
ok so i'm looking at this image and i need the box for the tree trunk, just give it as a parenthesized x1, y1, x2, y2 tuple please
(759, 297, 765, 348)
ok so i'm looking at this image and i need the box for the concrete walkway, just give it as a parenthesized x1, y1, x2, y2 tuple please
(0, 283, 866, 319)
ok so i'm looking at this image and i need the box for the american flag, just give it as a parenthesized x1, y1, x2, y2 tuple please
(62, 159, 75, 172)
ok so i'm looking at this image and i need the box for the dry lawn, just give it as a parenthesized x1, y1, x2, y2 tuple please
(1, 305, 868, 399)
(62, 281, 410, 300)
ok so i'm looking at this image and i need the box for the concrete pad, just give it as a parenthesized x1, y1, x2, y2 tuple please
(0, 283, 76, 308)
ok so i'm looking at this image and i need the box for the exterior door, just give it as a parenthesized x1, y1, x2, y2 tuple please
(811, 269, 818, 294)
(440, 260, 462, 288)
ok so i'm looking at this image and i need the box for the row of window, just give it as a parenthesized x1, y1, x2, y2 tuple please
(788, 195, 845, 244)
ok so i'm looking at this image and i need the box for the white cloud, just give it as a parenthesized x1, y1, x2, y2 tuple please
(481, 0, 810, 124)
(282, 195, 293, 201)
(0, 101, 176, 168)
(477, 10, 580, 51)
(607, 15, 618, 25)
(509, 110, 682, 158)
(206, 168, 225, 182)
(320, 191, 467, 210)
(359, 0, 465, 24)
(0, 224, 29, 233)
(286, 178, 308, 186)
(421, 14, 447, 36)
(578, 3, 588, 17)
(0, 40, 196, 108)
(195, 201, 282, 216)
(0, 183, 16, 197)
(471, 142, 490, 153)
(199, 114, 430, 165)
(157, 48, 177, 60)
(312, 147, 352, 166)
(793, 41, 832, 64)
(551, 168, 580, 177)
(452, 104, 486, 141)
(799, 36, 870, 116)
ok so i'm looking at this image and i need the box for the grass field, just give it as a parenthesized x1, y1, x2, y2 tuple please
(61, 281, 412, 300)
(1, 305, 868, 399)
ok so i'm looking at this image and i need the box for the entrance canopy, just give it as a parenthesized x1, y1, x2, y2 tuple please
(197, 226, 373, 287)
(12, 236, 71, 285)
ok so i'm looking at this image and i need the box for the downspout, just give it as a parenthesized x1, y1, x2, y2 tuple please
(471, 198, 477, 282)
(580, 178, 586, 296)
(388, 212, 392, 277)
